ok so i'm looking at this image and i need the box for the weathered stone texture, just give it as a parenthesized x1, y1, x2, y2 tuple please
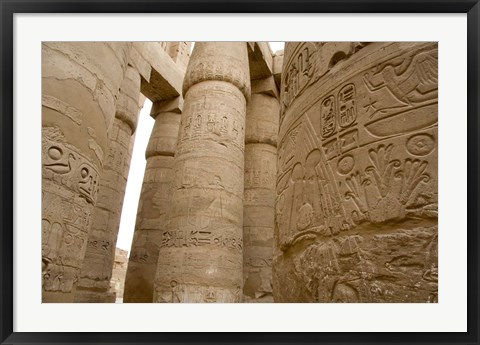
(42, 41, 438, 304)
(273, 42, 438, 302)
(42, 42, 131, 302)
(243, 80, 280, 303)
(272, 49, 283, 89)
(109, 248, 129, 302)
(74, 65, 141, 302)
(153, 43, 250, 303)
(166, 42, 192, 72)
(245, 91, 279, 146)
(248, 42, 274, 80)
(182, 42, 251, 100)
(123, 100, 182, 303)
(243, 143, 277, 302)
(131, 42, 184, 102)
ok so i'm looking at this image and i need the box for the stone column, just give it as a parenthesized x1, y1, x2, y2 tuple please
(273, 42, 438, 302)
(243, 77, 279, 302)
(123, 97, 182, 303)
(109, 248, 129, 302)
(42, 42, 131, 302)
(153, 42, 250, 303)
(74, 65, 141, 302)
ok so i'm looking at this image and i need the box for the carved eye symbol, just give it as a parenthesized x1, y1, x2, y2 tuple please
(48, 147, 62, 160)
(81, 168, 89, 178)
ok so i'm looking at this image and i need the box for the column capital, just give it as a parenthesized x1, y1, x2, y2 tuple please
(182, 42, 251, 100)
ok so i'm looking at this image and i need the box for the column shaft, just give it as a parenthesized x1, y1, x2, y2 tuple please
(243, 80, 280, 303)
(124, 98, 182, 303)
(74, 65, 141, 302)
(42, 42, 131, 302)
(274, 42, 438, 302)
(154, 42, 250, 303)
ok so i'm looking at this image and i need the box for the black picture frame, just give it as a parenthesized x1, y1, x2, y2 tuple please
(1, 1, 479, 344)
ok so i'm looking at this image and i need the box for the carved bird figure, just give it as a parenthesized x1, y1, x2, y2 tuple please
(364, 50, 438, 106)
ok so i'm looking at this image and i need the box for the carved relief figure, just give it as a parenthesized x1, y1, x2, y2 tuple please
(275, 42, 437, 303)
(363, 49, 438, 106)
(320, 96, 336, 138)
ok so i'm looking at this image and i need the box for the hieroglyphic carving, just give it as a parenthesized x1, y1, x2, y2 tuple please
(274, 42, 438, 303)
(362, 48, 438, 115)
(337, 83, 357, 128)
(43, 127, 99, 205)
(160, 228, 243, 252)
(406, 133, 436, 156)
(154, 282, 242, 303)
(343, 143, 433, 225)
(280, 42, 371, 126)
(42, 198, 91, 291)
(42, 127, 97, 298)
(155, 43, 249, 303)
(320, 95, 336, 138)
(244, 157, 276, 188)
(337, 155, 355, 175)
(282, 43, 316, 111)
(283, 225, 438, 303)
(276, 116, 348, 250)
(177, 89, 245, 153)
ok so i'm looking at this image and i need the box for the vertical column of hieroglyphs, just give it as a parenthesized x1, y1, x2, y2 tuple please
(273, 42, 438, 302)
(123, 97, 182, 303)
(153, 43, 250, 303)
(74, 65, 141, 302)
(42, 42, 131, 302)
(243, 77, 279, 302)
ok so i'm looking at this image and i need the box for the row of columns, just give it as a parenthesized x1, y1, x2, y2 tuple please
(42, 42, 280, 303)
(124, 42, 281, 303)
(153, 42, 251, 303)
(41, 42, 186, 303)
(42, 42, 133, 302)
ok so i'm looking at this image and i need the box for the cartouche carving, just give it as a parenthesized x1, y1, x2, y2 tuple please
(274, 42, 437, 303)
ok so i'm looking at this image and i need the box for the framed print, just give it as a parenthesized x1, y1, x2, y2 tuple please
(1, 0, 479, 344)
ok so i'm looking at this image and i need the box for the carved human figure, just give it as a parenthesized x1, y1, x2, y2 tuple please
(274, 42, 438, 303)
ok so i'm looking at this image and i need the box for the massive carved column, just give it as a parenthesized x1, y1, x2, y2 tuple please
(123, 97, 182, 303)
(243, 77, 279, 302)
(153, 42, 250, 303)
(273, 42, 438, 302)
(42, 42, 131, 302)
(74, 65, 141, 302)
